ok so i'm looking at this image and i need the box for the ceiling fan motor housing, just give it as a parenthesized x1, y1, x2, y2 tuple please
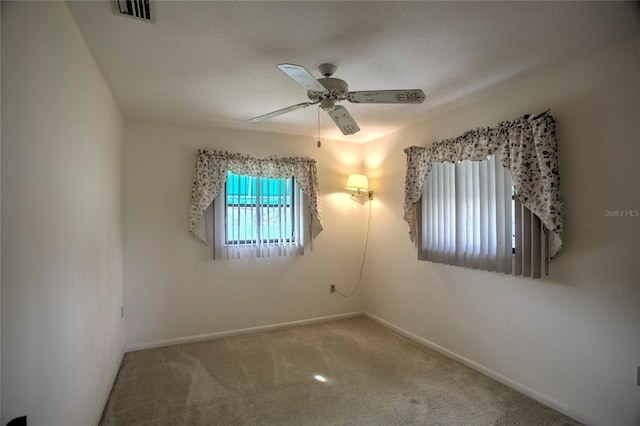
(308, 77, 349, 106)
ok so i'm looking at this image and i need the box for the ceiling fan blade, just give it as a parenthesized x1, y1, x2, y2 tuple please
(248, 101, 317, 123)
(347, 89, 426, 104)
(327, 105, 360, 135)
(277, 64, 328, 93)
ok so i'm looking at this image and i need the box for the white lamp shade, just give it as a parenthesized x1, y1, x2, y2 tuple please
(345, 174, 369, 192)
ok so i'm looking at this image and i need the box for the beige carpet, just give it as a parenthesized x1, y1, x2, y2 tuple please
(100, 316, 579, 425)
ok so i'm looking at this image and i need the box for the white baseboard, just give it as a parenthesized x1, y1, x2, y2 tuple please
(94, 346, 125, 426)
(126, 311, 363, 352)
(364, 312, 600, 426)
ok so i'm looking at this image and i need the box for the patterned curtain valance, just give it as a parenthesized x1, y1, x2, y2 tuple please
(190, 150, 323, 244)
(404, 110, 563, 257)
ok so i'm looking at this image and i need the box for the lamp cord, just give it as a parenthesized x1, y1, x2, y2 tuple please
(337, 198, 371, 298)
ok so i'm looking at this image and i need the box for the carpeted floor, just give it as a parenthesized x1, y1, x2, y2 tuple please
(100, 316, 579, 425)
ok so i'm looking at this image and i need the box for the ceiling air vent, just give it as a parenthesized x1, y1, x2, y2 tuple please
(114, 0, 155, 23)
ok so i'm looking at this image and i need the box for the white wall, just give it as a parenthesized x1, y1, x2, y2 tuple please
(2, 2, 635, 425)
(123, 122, 366, 348)
(1, 2, 124, 425)
(362, 38, 640, 426)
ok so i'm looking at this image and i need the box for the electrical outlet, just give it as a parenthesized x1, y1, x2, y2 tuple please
(330, 284, 336, 293)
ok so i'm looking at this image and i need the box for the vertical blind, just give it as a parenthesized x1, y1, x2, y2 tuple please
(419, 154, 547, 277)
(419, 154, 513, 272)
(513, 193, 547, 278)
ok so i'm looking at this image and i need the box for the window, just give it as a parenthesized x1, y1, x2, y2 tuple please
(190, 150, 323, 259)
(403, 111, 562, 277)
(209, 171, 306, 259)
(418, 154, 548, 277)
(225, 171, 295, 246)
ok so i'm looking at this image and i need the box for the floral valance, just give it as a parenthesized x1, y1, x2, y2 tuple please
(190, 150, 323, 244)
(404, 110, 563, 257)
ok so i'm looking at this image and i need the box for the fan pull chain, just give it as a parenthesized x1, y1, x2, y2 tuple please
(317, 106, 322, 148)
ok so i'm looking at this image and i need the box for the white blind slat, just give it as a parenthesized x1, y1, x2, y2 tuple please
(532, 214, 542, 279)
(487, 155, 497, 271)
(514, 195, 522, 276)
(522, 206, 532, 277)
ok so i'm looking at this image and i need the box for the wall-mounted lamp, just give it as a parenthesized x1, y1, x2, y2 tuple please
(345, 174, 373, 200)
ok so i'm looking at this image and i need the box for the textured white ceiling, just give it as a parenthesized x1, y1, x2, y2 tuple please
(67, 1, 640, 142)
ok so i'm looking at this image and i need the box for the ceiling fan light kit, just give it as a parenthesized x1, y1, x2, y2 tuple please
(248, 63, 425, 136)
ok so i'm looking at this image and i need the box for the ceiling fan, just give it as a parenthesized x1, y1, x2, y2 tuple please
(248, 63, 426, 135)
